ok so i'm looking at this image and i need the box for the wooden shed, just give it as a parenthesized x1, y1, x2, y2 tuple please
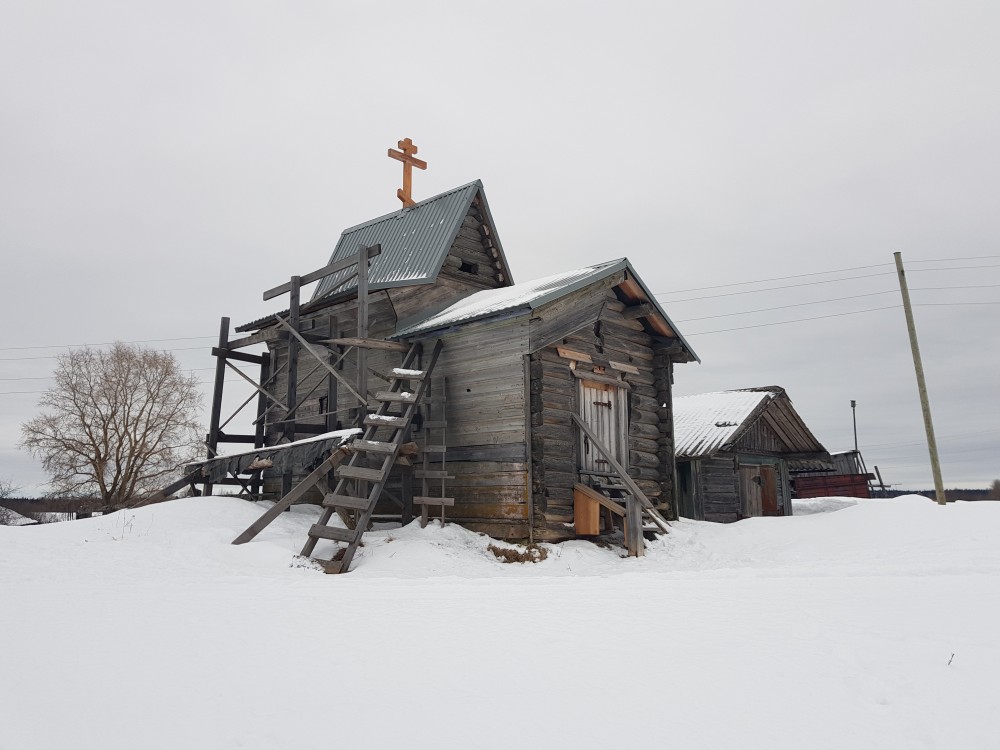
(673, 387, 831, 523)
(194, 179, 699, 569)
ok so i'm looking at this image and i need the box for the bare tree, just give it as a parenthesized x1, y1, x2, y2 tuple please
(991, 479, 1000, 501)
(20, 343, 203, 506)
(0, 477, 23, 525)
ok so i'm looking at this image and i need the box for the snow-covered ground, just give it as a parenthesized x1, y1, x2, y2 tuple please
(2, 495, 997, 749)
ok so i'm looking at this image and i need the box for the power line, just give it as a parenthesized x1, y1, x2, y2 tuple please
(864, 428, 1000, 449)
(675, 290, 893, 322)
(656, 262, 893, 295)
(909, 255, 1000, 262)
(658, 263, 999, 302)
(660, 272, 901, 303)
(0, 335, 216, 353)
(908, 264, 1000, 272)
(0, 377, 252, 397)
(0, 345, 211, 362)
(674, 287, 1000, 323)
(683, 305, 900, 335)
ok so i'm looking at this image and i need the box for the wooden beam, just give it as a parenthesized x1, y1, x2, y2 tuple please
(227, 328, 282, 350)
(262, 245, 382, 301)
(232, 454, 340, 545)
(621, 303, 657, 320)
(556, 346, 593, 363)
(324, 337, 408, 352)
(205, 316, 229, 495)
(273, 314, 366, 405)
(224, 360, 288, 410)
(573, 483, 626, 516)
(216, 432, 258, 444)
(211, 347, 267, 366)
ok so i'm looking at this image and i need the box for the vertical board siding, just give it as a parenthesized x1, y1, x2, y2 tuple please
(413, 316, 530, 538)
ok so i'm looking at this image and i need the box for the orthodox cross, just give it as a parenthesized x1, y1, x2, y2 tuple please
(387, 137, 427, 207)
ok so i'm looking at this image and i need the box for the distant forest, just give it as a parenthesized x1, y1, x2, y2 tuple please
(882, 487, 997, 502)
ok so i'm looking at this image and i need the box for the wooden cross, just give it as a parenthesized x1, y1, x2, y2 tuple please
(387, 137, 427, 207)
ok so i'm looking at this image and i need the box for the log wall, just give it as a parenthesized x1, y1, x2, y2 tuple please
(529, 285, 681, 541)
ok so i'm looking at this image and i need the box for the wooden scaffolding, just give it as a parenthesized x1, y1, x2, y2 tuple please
(184, 242, 449, 573)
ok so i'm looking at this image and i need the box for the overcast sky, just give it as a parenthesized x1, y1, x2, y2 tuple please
(2, 1, 997, 494)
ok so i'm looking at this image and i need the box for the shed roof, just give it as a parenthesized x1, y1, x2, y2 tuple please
(392, 258, 699, 361)
(311, 180, 512, 300)
(674, 387, 829, 459)
(674, 390, 773, 457)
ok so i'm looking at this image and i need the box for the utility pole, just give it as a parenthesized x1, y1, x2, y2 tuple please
(851, 399, 859, 454)
(893, 252, 947, 505)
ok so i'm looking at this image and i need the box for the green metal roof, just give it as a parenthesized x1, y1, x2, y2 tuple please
(311, 180, 512, 300)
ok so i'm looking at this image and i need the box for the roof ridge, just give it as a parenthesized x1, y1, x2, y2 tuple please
(337, 179, 483, 235)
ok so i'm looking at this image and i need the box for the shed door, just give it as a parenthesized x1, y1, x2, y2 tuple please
(760, 466, 779, 516)
(738, 466, 763, 518)
(578, 380, 627, 474)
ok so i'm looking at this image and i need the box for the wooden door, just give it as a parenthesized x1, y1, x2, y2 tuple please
(578, 380, 626, 475)
(760, 466, 779, 516)
(738, 466, 763, 518)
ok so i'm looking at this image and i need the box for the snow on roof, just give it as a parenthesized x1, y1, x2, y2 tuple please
(394, 260, 626, 337)
(673, 390, 777, 458)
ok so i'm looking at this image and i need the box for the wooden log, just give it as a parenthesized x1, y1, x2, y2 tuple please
(629, 450, 660, 469)
(627, 466, 661, 481)
(628, 436, 661, 454)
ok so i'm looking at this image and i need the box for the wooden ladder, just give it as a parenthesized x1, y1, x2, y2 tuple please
(414, 375, 454, 527)
(300, 339, 444, 573)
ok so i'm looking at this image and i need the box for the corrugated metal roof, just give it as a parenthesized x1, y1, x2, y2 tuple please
(311, 181, 484, 300)
(673, 390, 775, 458)
(393, 259, 625, 337)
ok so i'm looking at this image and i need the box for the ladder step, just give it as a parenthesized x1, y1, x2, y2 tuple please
(364, 414, 408, 428)
(421, 420, 447, 430)
(422, 445, 447, 453)
(321, 560, 345, 574)
(414, 470, 454, 480)
(390, 367, 426, 380)
(322, 494, 371, 511)
(413, 496, 455, 507)
(374, 390, 418, 403)
(351, 439, 395, 453)
(337, 465, 386, 482)
(308, 524, 358, 543)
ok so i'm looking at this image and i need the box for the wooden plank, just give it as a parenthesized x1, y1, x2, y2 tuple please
(390, 367, 426, 380)
(556, 346, 592, 363)
(227, 327, 282, 349)
(308, 524, 357, 543)
(263, 244, 381, 300)
(337, 465, 385, 482)
(364, 414, 408, 428)
(322, 494, 370, 511)
(414, 470, 454, 480)
(573, 483, 626, 516)
(351, 439, 396, 453)
(373, 390, 418, 402)
(231, 455, 336, 544)
(212, 347, 267, 366)
(608, 360, 640, 375)
(324, 337, 409, 352)
(413, 496, 455, 507)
